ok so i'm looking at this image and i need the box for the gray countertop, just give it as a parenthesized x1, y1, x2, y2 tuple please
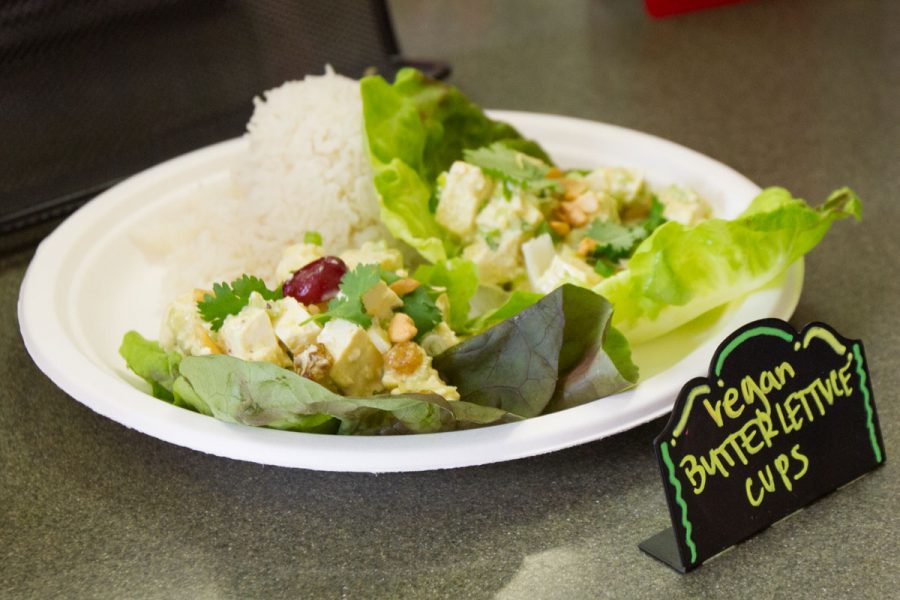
(3, 1, 899, 598)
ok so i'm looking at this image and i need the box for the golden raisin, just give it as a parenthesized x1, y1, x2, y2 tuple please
(384, 341, 423, 376)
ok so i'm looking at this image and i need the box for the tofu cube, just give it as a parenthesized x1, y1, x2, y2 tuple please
(658, 184, 712, 225)
(272, 297, 322, 355)
(534, 251, 601, 294)
(219, 305, 289, 366)
(361, 281, 403, 320)
(521, 234, 555, 290)
(367, 324, 392, 354)
(585, 167, 650, 210)
(462, 234, 524, 286)
(436, 161, 494, 238)
(317, 319, 384, 396)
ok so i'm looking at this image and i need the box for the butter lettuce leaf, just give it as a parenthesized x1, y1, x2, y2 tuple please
(119, 331, 182, 402)
(173, 355, 519, 435)
(596, 187, 862, 343)
(466, 289, 543, 333)
(119, 332, 519, 435)
(360, 67, 552, 262)
(434, 285, 638, 418)
(413, 257, 479, 332)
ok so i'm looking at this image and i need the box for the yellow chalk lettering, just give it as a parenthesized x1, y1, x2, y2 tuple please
(756, 409, 778, 447)
(839, 353, 854, 395)
(775, 400, 800, 434)
(680, 455, 707, 494)
(741, 375, 771, 413)
(798, 387, 816, 421)
(784, 392, 806, 431)
(700, 447, 731, 478)
(760, 370, 782, 395)
(724, 435, 749, 466)
(830, 369, 845, 398)
(723, 387, 744, 419)
(737, 420, 763, 455)
(774, 361, 796, 385)
(815, 374, 836, 407)
(791, 444, 809, 481)
(746, 476, 765, 507)
(805, 383, 826, 417)
(774, 453, 793, 492)
(703, 396, 725, 428)
(758, 465, 776, 494)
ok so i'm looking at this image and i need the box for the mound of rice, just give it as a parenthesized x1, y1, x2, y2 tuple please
(137, 67, 389, 297)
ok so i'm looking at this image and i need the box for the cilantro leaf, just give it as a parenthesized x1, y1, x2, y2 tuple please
(380, 270, 402, 285)
(399, 286, 442, 338)
(412, 257, 479, 332)
(586, 221, 642, 261)
(593, 259, 616, 277)
(197, 275, 282, 331)
(643, 196, 667, 233)
(320, 264, 383, 327)
(463, 143, 562, 194)
(587, 197, 669, 262)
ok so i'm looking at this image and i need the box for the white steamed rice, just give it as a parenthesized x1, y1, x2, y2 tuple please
(135, 67, 389, 298)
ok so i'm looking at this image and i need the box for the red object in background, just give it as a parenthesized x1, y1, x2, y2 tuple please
(645, 0, 748, 18)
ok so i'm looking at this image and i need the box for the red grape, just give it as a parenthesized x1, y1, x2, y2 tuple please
(282, 256, 347, 305)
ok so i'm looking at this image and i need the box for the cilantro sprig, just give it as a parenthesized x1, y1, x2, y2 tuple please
(398, 287, 442, 338)
(463, 143, 562, 194)
(383, 269, 442, 336)
(586, 196, 667, 262)
(313, 265, 443, 337)
(197, 275, 283, 331)
(317, 264, 383, 327)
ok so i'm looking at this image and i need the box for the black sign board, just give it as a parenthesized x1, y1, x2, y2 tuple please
(640, 319, 885, 573)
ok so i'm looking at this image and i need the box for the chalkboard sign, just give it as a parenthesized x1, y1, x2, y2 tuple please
(640, 319, 884, 572)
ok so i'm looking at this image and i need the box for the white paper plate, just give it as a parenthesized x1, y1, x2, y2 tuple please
(18, 111, 802, 472)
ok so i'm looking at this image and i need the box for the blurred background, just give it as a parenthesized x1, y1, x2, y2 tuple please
(5, 0, 895, 238)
